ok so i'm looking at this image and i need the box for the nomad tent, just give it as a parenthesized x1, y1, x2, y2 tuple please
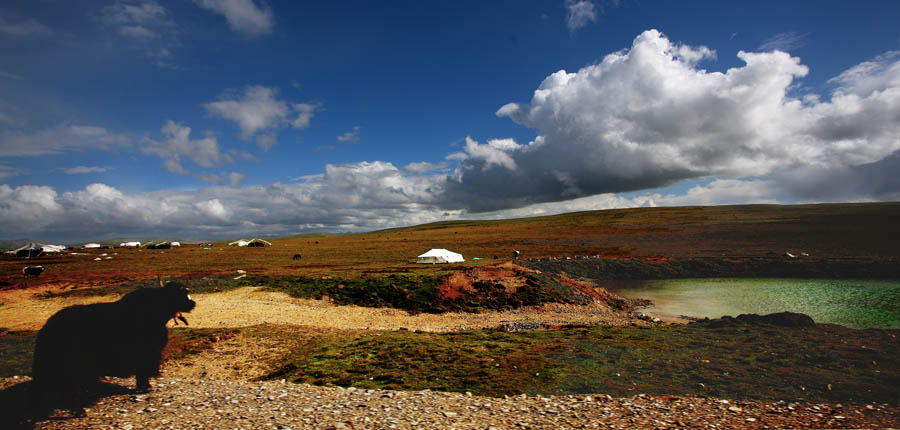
(228, 238, 272, 247)
(119, 242, 141, 247)
(4, 243, 65, 258)
(416, 248, 464, 264)
(84, 243, 101, 249)
(145, 241, 172, 249)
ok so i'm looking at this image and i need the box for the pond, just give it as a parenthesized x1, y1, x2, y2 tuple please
(601, 278, 900, 329)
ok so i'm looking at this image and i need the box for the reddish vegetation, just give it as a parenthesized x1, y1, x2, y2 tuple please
(439, 263, 531, 300)
(2, 203, 899, 292)
(436, 262, 637, 312)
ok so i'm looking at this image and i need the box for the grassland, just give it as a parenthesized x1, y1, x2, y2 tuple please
(2, 202, 899, 288)
(1, 202, 899, 406)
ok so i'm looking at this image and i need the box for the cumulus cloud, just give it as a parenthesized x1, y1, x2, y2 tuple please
(142, 120, 230, 168)
(4, 29, 900, 241)
(0, 10, 52, 38)
(0, 162, 450, 240)
(141, 120, 241, 185)
(337, 126, 360, 143)
(205, 86, 319, 149)
(565, 0, 597, 33)
(193, 0, 273, 37)
(0, 125, 130, 157)
(442, 29, 900, 211)
(0, 185, 64, 233)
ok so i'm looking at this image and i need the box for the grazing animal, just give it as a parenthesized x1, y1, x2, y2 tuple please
(30, 280, 195, 417)
(292, 254, 301, 260)
(22, 266, 44, 279)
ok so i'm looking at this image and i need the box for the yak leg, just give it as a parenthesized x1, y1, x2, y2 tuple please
(135, 374, 151, 392)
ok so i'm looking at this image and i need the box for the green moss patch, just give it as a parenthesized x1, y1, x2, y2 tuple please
(262, 320, 899, 404)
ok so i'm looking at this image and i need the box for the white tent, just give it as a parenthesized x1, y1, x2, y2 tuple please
(41, 244, 65, 253)
(120, 241, 141, 247)
(229, 238, 272, 247)
(84, 243, 102, 249)
(416, 248, 464, 264)
(170, 241, 181, 247)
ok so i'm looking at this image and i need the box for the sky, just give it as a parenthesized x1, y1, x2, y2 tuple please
(1, 0, 899, 243)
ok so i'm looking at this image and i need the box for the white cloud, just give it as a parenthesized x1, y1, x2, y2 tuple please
(195, 198, 229, 221)
(61, 166, 108, 175)
(0, 164, 450, 239)
(193, 0, 273, 37)
(758, 31, 809, 52)
(450, 136, 521, 171)
(0, 11, 52, 38)
(404, 161, 447, 175)
(0, 124, 130, 157)
(101, 0, 171, 38)
(205, 86, 319, 149)
(827, 51, 900, 97)
(440, 29, 900, 212)
(4, 30, 900, 241)
(292, 103, 319, 129)
(0, 185, 63, 232)
(337, 126, 360, 143)
(141, 121, 239, 184)
(565, 0, 597, 33)
(642, 179, 781, 207)
(99, 1, 180, 68)
(0, 163, 25, 180)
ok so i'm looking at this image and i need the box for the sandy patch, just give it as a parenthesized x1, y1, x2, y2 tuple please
(1, 286, 642, 333)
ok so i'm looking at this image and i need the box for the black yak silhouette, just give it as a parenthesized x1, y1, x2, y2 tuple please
(29, 280, 195, 418)
(22, 266, 44, 279)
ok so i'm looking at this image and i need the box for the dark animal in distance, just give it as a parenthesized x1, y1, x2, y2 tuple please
(29, 280, 195, 418)
(22, 266, 44, 279)
(292, 254, 301, 260)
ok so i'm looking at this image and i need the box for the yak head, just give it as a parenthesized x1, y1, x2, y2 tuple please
(161, 281, 196, 314)
(153, 279, 196, 325)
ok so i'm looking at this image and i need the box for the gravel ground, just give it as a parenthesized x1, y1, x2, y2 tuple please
(4, 377, 895, 429)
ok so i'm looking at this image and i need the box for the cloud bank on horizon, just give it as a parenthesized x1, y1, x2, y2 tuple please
(2, 17, 900, 241)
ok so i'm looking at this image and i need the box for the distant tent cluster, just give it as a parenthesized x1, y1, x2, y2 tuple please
(416, 248, 464, 264)
(144, 241, 181, 249)
(4, 242, 65, 258)
(228, 238, 272, 247)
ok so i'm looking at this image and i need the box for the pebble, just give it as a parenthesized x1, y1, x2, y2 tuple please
(8, 376, 893, 430)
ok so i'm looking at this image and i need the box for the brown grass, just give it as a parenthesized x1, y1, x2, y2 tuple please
(2, 202, 899, 290)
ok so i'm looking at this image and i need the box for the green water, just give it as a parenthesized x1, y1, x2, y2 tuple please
(608, 278, 900, 329)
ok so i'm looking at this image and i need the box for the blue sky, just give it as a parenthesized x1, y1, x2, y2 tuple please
(1, 0, 899, 242)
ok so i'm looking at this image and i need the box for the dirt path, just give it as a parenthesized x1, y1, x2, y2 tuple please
(1, 286, 645, 332)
